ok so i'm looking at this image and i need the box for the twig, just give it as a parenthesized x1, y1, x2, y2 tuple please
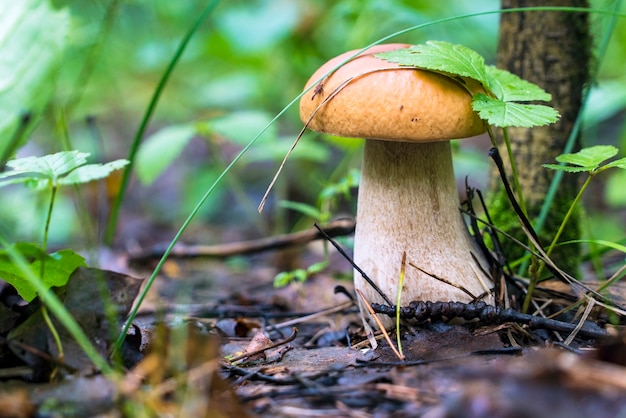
(267, 300, 354, 330)
(314, 223, 393, 306)
(371, 300, 610, 340)
(130, 218, 355, 262)
(227, 327, 298, 364)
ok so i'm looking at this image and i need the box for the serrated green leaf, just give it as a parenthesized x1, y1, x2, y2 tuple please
(603, 157, 626, 170)
(0, 175, 45, 188)
(59, 159, 128, 185)
(472, 94, 560, 128)
(542, 163, 593, 173)
(0, 0, 69, 159)
(375, 40, 489, 86)
(485, 66, 552, 102)
(0, 243, 86, 301)
(1, 151, 89, 180)
(135, 124, 196, 185)
(555, 145, 618, 167)
(1, 151, 129, 189)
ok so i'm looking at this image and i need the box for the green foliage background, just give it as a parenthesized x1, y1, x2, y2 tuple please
(1, 0, 625, 255)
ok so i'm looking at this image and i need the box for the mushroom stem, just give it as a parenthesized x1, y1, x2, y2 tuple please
(354, 139, 491, 326)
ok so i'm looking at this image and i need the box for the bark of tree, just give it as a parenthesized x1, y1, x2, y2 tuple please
(489, 0, 591, 276)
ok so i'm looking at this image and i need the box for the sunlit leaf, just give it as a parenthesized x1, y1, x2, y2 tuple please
(555, 145, 618, 167)
(135, 124, 196, 185)
(0, 151, 127, 188)
(59, 159, 128, 185)
(376, 40, 489, 85)
(0, 151, 89, 180)
(472, 94, 560, 128)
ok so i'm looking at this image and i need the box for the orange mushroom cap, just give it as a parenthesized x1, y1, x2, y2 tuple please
(300, 44, 486, 142)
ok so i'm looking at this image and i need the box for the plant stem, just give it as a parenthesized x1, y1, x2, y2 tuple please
(42, 184, 57, 252)
(536, 173, 593, 278)
(40, 184, 68, 368)
(501, 127, 527, 216)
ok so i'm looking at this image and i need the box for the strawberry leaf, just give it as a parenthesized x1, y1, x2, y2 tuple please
(542, 164, 594, 173)
(555, 145, 618, 168)
(472, 94, 560, 128)
(375, 40, 489, 85)
(485, 66, 552, 102)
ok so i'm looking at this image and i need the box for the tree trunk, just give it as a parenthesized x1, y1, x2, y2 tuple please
(489, 0, 591, 276)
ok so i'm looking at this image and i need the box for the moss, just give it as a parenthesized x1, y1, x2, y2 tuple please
(487, 188, 582, 278)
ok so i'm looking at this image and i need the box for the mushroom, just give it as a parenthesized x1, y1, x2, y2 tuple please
(300, 44, 493, 328)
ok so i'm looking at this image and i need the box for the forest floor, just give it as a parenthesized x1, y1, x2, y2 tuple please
(1, 221, 625, 417)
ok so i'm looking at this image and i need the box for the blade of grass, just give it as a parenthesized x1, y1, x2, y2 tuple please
(104, 0, 220, 245)
(396, 252, 407, 358)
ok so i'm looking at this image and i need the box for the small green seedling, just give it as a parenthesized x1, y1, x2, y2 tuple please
(542, 145, 626, 263)
(0, 150, 128, 301)
(273, 169, 360, 287)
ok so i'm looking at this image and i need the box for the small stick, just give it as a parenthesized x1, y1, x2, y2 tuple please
(372, 300, 610, 340)
(227, 327, 298, 364)
(130, 218, 355, 262)
(314, 223, 393, 306)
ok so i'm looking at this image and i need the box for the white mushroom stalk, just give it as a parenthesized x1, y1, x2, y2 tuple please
(300, 44, 493, 328)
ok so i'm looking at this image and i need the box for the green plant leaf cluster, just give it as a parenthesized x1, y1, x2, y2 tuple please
(543, 145, 626, 174)
(0, 243, 86, 302)
(0, 151, 129, 189)
(376, 40, 560, 128)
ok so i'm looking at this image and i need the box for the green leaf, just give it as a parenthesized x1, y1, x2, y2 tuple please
(555, 145, 618, 168)
(0, 151, 89, 181)
(485, 66, 552, 102)
(135, 124, 196, 185)
(542, 164, 593, 173)
(0, 151, 127, 188)
(604, 157, 626, 170)
(0, 243, 86, 302)
(472, 94, 560, 128)
(59, 159, 128, 185)
(279, 200, 323, 221)
(556, 239, 626, 254)
(376, 40, 489, 85)
(0, 0, 69, 160)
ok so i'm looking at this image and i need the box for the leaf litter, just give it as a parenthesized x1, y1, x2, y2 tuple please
(0, 226, 626, 417)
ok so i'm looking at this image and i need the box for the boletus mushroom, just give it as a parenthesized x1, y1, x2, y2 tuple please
(300, 44, 493, 328)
